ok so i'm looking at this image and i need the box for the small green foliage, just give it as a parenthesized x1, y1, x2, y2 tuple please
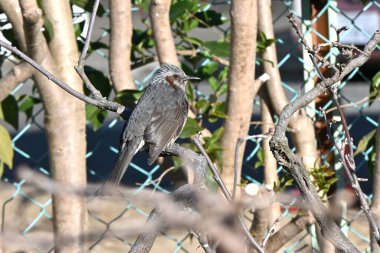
(83, 66, 111, 97)
(179, 118, 203, 138)
(18, 95, 41, 121)
(115, 89, 144, 109)
(354, 129, 376, 156)
(0, 124, 13, 177)
(85, 104, 108, 131)
(256, 31, 275, 53)
(310, 164, 337, 200)
(274, 173, 295, 192)
(170, 0, 197, 21)
(194, 10, 226, 28)
(1, 95, 19, 130)
(254, 148, 264, 169)
(43, 19, 54, 43)
(70, 0, 105, 16)
(203, 126, 224, 165)
(203, 41, 230, 58)
(369, 71, 380, 106)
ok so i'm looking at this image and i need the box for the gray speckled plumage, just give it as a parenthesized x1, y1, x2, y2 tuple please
(100, 64, 199, 194)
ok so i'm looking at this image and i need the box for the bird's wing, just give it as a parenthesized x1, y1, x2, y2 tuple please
(122, 84, 157, 142)
(145, 98, 188, 165)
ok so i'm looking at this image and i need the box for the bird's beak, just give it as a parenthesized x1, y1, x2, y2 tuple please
(184, 76, 201, 82)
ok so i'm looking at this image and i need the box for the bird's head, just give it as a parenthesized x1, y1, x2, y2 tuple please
(154, 64, 200, 90)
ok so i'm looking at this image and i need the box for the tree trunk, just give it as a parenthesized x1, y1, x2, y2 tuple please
(220, 0, 258, 192)
(257, 0, 318, 170)
(20, 0, 87, 252)
(109, 0, 135, 91)
(149, 0, 179, 66)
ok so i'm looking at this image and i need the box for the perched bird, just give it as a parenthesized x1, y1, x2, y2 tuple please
(101, 64, 199, 194)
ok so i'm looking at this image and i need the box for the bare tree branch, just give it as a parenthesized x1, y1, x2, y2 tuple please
(192, 136, 264, 253)
(0, 0, 27, 52)
(269, 13, 380, 252)
(265, 212, 315, 253)
(0, 62, 32, 102)
(257, 0, 318, 170)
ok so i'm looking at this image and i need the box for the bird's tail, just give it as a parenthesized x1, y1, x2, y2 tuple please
(97, 140, 140, 196)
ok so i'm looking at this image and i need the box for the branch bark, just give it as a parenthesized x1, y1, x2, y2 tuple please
(269, 24, 380, 251)
(257, 0, 318, 169)
(19, 0, 87, 252)
(0, 0, 27, 52)
(0, 62, 32, 102)
(265, 212, 315, 253)
(220, 0, 259, 192)
(109, 0, 135, 91)
(372, 114, 380, 252)
(261, 97, 281, 225)
(149, 0, 180, 66)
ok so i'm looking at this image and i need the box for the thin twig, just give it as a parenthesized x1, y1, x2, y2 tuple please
(78, 0, 100, 65)
(262, 212, 285, 248)
(233, 134, 269, 199)
(191, 135, 265, 253)
(0, 40, 125, 114)
(74, 0, 107, 100)
(322, 98, 380, 244)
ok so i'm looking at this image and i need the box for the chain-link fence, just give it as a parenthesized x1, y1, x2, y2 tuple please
(1, 0, 379, 252)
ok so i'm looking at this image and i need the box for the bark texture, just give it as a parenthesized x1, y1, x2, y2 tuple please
(261, 98, 281, 224)
(149, 0, 180, 66)
(371, 115, 380, 252)
(0, 62, 32, 102)
(265, 212, 315, 253)
(257, 0, 317, 169)
(19, 0, 87, 252)
(109, 0, 135, 91)
(220, 0, 258, 192)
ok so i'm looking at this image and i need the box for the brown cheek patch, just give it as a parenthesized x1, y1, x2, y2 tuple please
(165, 75, 176, 86)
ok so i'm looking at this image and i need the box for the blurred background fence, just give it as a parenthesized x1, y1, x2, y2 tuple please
(1, 0, 379, 252)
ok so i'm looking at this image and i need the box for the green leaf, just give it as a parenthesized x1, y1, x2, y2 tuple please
(0, 161, 3, 179)
(2, 29, 18, 48)
(74, 21, 85, 38)
(43, 19, 54, 43)
(179, 118, 202, 138)
(70, 0, 105, 16)
(195, 99, 210, 113)
(184, 37, 203, 47)
(84, 66, 111, 97)
(186, 81, 195, 102)
(208, 126, 223, 144)
(86, 104, 108, 131)
(0, 124, 13, 169)
(170, 0, 197, 21)
(354, 129, 376, 156)
(194, 10, 225, 28)
(203, 41, 230, 58)
(369, 71, 380, 106)
(1, 95, 19, 130)
(208, 76, 219, 92)
(200, 61, 218, 77)
(90, 41, 108, 51)
(115, 89, 144, 108)
(18, 95, 41, 120)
